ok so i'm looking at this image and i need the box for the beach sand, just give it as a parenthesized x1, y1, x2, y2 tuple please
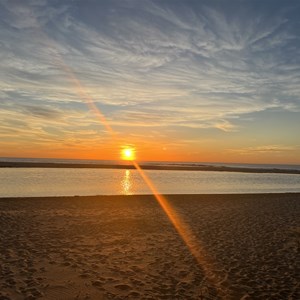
(0, 194, 299, 299)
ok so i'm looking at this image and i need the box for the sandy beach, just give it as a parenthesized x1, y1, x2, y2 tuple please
(0, 193, 299, 299)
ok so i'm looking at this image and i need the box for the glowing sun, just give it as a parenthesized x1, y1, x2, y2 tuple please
(121, 147, 136, 161)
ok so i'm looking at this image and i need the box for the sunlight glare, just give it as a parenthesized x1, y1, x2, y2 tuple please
(121, 169, 132, 195)
(121, 147, 136, 161)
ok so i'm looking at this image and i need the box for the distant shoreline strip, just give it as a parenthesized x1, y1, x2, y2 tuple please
(1, 193, 300, 201)
(0, 161, 300, 174)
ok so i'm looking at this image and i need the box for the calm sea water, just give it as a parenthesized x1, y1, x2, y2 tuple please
(0, 168, 300, 197)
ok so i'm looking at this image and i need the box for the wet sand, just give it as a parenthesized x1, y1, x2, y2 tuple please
(0, 193, 299, 299)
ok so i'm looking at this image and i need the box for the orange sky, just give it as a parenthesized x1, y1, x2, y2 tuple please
(1, 1, 300, 165)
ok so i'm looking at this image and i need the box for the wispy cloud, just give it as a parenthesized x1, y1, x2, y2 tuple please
(227, 145, 298, 155)
(0, 0, 299, 160)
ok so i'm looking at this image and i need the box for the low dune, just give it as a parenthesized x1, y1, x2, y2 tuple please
(0, 194, 299, 299)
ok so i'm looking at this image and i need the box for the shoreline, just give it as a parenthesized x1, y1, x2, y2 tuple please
(1, 161, 300, 174)
(1, 192, 300, 201)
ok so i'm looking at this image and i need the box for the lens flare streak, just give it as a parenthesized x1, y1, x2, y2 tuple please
(31, 12, 226, 294)
(133, 161, 225, 296)
(55, 61, 114, 135)
(46, 39, 225, 295)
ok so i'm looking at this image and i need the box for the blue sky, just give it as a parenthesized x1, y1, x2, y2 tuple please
(0, 0, 299, 163)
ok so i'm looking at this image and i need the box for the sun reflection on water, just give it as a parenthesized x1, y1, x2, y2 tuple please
(121, 169, 132, 195)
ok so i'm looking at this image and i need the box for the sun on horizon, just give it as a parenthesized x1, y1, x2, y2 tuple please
(121, 147, 136, 161)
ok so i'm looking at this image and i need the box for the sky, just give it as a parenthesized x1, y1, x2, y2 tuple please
(0, 0, 300, 164)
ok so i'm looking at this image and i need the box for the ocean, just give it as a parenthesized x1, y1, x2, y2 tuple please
(0, 157, 300, 197)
